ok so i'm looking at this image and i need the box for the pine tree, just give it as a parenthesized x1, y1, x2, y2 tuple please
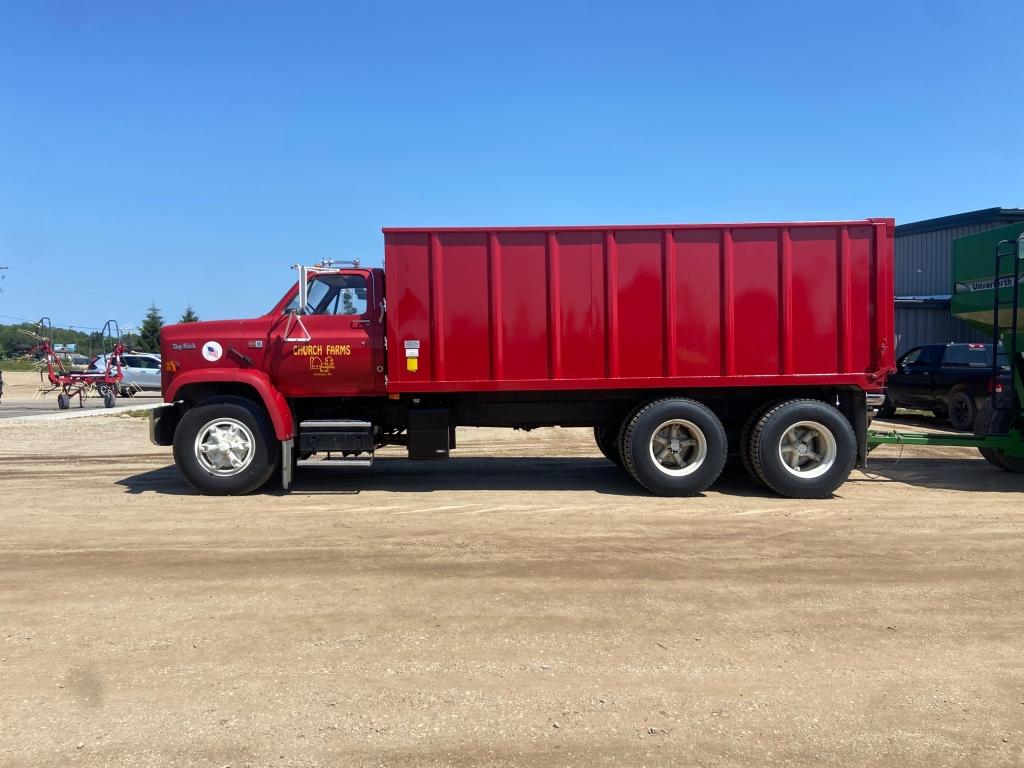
(180, 305, 200, 323)
(139, 304, 164, 353)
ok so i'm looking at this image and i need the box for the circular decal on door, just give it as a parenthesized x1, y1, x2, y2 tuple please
(202, 341, 223, 362)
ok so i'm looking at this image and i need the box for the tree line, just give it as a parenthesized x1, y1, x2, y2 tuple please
(0, 304, 199, 358)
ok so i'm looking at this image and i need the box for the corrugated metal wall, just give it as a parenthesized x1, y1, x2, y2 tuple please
(894, 215, 1024, 354)
(895, 307, 987, 354)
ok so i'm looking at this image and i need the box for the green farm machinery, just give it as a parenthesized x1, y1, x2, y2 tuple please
(868, 221, 1024, 470)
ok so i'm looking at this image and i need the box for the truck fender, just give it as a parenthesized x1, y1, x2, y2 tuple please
(165, 368, 294, 440)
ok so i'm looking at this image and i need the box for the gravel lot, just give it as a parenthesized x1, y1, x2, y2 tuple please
(1, 407, 1022, 767)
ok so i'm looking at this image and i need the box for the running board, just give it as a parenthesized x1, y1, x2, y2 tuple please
(298, 419, 374, 454)
(297, 455, 373, 468)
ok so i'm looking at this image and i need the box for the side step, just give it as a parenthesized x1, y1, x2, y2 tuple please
(297, 455, 374, 468)
(298, 419, 374, 454)
(293, 419, 375, 475)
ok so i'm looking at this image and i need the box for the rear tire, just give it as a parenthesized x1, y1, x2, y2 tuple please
(947, 389, 976, 431)
(173, 401, 279, 495)
(975, 398, 1024, 472)
(594, 424, 623, 466)
(739, 401, 782, 487)
(621, 398, 727, 496)
(749, 399, 857, 498)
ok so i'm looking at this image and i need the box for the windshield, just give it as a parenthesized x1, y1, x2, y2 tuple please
(284, 274, 368, 316)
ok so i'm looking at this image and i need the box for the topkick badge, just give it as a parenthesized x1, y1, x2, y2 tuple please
(202, 341, 223, 362)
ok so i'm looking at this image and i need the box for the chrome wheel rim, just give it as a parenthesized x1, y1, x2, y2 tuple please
(194, 418, 255, 476)
(778, 420, 836, 479)
(649, 419, 707, 476)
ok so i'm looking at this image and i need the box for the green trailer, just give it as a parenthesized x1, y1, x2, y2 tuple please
(868, 221, 1024, 469)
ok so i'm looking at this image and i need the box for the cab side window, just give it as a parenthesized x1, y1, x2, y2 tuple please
(286, 275, 368, 316)
(900, 348, 923, 366)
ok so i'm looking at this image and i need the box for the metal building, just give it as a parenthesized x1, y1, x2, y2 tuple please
(895, 207, 1024, 354)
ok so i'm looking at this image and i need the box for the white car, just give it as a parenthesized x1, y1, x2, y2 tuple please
(87, 352, 162, 395)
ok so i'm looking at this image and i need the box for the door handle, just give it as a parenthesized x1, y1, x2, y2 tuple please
(351, 319, 371, 328)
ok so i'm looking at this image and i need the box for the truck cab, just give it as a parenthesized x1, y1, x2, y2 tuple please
(267, 266, 386, 397)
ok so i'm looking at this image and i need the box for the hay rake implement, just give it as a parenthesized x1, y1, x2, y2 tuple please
(20, 318, 126, 410)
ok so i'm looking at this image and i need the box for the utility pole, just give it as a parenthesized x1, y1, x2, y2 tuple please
(0, 266, 7, 294)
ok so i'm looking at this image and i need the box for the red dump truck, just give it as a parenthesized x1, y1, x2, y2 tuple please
(152, 219, 895, 498)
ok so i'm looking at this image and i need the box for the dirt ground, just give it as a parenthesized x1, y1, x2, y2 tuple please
(0, 407, 1022, 767)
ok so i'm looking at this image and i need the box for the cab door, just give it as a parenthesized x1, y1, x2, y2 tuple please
(894, 346, 938, 407)
(268, 270, 383, 397)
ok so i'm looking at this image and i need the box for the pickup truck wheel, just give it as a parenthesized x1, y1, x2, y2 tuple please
(876, 396, 896, 418)
(975, 399, 1024, 472)
(593, 424, 623, 466)
(749, 399, 856, 498)
(621, 398, 727, 496)
(947, 389, 976, 431)
(173, 402, 278, 495)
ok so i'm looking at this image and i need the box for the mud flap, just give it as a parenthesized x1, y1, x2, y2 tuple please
(281, 438, 294, 491)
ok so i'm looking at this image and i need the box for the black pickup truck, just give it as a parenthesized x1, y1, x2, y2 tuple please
(879, 343, 1006, 430)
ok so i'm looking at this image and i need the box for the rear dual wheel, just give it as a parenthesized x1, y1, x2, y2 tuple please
(620, 398, 727, 496)
(745, 399, 857, 498)
(593, 424, 624, 466)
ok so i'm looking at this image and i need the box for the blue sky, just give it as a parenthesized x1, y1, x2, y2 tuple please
(1, 1, 1021, 332)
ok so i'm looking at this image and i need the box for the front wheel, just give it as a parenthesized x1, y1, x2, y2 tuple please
(173, 401, 279, 495)
(103, 392, 116, 408)
(748, 399, 857, 498)
(621, 398, 727, 496)
(57, 393, 70, 410)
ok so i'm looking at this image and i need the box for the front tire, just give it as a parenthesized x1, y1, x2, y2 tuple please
(621, 398, 727, 496)
(748, 399, 856, 498)
(173, 401, 279, 495)
(103, 391, 116, 408)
